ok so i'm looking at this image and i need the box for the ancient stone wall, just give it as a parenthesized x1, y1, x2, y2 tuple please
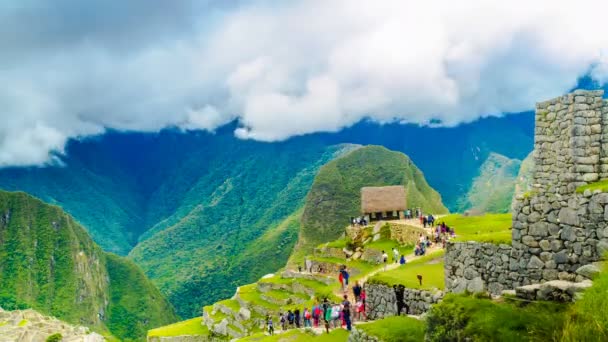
(445, 90, 608, 295)
(444, 242, 514, 295)
(365, 283, 443, 319)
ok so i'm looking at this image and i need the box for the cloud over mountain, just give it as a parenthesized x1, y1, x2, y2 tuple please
(1, 0, 607, 166)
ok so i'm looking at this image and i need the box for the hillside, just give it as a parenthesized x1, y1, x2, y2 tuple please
(291, 146, 448, 262)
(0, 191, 177, 340)
(129, 143, 356, 318)
(459, 153, 522, 213)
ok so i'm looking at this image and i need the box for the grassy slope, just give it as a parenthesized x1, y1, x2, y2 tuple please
(358, 316, 425, 342)
(441, 213, 512, 244)
(369, 251, 446, 290)
(130, 144, 353, 318)
(293, 145, 448, 264)
(0, 191, 177, 340)
(148, 317, 208, 337)
(461, 153, 522, 214)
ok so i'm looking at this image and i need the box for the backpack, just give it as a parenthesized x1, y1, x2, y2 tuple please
(305, 311, 311, 319)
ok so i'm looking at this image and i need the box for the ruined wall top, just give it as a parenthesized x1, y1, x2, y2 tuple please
(533, 89, 608, 196)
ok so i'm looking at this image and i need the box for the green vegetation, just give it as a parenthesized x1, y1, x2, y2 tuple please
(129, 143, 352, 318)
(441, 213, 512, 244)
(0, 191, 176, 341)
(426, 294, 567, 342)
(358, 316, 425, 342)
(576, 179, 608, 194)
(365, 238, 413, 257)
(561, 264, 608, 341)
(295, 145, 448, 263)
(460, 153, 522, 214)
(46, 333, 63, 342)
(18, 320, 27, 327)
(368, 251, 445, 290)
(239, 328, 349, 341)
(148, 317, 208, 338)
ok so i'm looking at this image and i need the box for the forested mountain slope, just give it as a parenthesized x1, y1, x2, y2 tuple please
(0, 191, 177, 340)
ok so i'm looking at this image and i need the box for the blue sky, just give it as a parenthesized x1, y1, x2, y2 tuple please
(1, 0, 607, 166)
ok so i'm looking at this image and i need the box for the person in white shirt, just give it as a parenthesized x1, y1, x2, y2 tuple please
(382, 251, 388, 271)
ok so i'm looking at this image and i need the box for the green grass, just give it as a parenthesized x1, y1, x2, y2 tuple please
(148, 317, 208, 337)
(441, 213, 512, 244)
(561, 264, 608, 341)
(238, 328, 349, 341)
(426, 293, 567, 342)
(358, 316, 425, 342)
(368, 250, 445, 290)
(18, 319, 27, 327)
(324, 238, 349, 249)
(238, 284, 281, 310)
(576, 179, 608, 194)
(365, 238, 413, 257)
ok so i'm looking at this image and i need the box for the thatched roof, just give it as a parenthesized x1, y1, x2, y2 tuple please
(361, 186, 407, 213)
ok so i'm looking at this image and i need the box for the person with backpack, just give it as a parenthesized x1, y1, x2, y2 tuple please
(312, 303, 321, 327)
(322, 298, 331, 334)
(352, 281, 362, 301)
(341, 267, 350, 289)
(280, 312, 287, 331)
(287, 310, 295, 327)
(266, 315, 274, 335)
(342, 294, 352, 331)
(303, 308, 312, 327)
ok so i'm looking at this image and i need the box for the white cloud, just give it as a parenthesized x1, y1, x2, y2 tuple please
(1, 0, 608, 166)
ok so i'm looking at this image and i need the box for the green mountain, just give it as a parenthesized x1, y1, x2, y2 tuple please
(0, 191, 177, 341)
(291, 145, 448, 262)
(128, 143, 356, 318)
(459, 153, 522, 214)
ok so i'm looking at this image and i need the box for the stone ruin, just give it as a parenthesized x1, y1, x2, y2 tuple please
(445, 89, 608, 296)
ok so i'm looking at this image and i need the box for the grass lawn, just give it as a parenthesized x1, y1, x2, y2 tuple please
(369, 250, 445, 290)
(148, 317, 208, 337)
(366, 238, 413, 257)
(441, 213, 512, 244)
(358, 316, 426, 342)
(238, 328, 349, 341)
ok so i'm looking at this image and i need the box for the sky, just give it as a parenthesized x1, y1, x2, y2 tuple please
(1, 0, 608, 167)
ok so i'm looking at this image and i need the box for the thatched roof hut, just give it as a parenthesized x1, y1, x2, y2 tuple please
(361, 185, 407, 214)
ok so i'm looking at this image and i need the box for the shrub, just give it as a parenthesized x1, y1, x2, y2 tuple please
(46, 333, 62, 342)
(426, 294, 566, 342)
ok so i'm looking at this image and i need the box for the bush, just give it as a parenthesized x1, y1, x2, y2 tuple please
(426, 294, 566, 342)
(46, 333, 62, 342)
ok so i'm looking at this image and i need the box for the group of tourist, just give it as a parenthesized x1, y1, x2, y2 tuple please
(350, 216, 368, 227)
(266, 285, 367, 336)
(421, 214, 435, 228)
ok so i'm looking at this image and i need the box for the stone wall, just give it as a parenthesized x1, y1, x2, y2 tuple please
(445, 90, 608, 295)
(388, 222, 428, 245)
(445, 242, 514, 295)
(365, 283, 443, 319)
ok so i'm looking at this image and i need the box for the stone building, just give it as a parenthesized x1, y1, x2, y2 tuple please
(445, 89, 608, 294)
(361, 186, 407, 222)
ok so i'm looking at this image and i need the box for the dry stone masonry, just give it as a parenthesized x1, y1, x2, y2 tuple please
(445, 90, 608, 295)
(364, 283, 443, 319)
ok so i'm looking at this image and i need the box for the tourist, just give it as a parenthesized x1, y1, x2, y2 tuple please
(280, 312, 287, 330)
(342, 295, 352, 331)
(422, 216, 427, 227)
(305, 259, 312, 273)
(382, 250, 388, 271)
(392, 248, 399, 263)
(331, 303, 341, 328)
(360, 289, 367, 317)
(267, 315, 274, 335)
(341, 267, 350, 287)
(355, 298, 366, 321)
(400, 255, 406, 265)
(352, 281, 362, 301)
(287, 310, 295, 327)
(394, 285, 406, 316)
(303, 308, 311, 327)
(312, 303, 321, 327)
(338, 270, 344, 291)
(294, 308, 301, 328)
(323, 298, 331, 334)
